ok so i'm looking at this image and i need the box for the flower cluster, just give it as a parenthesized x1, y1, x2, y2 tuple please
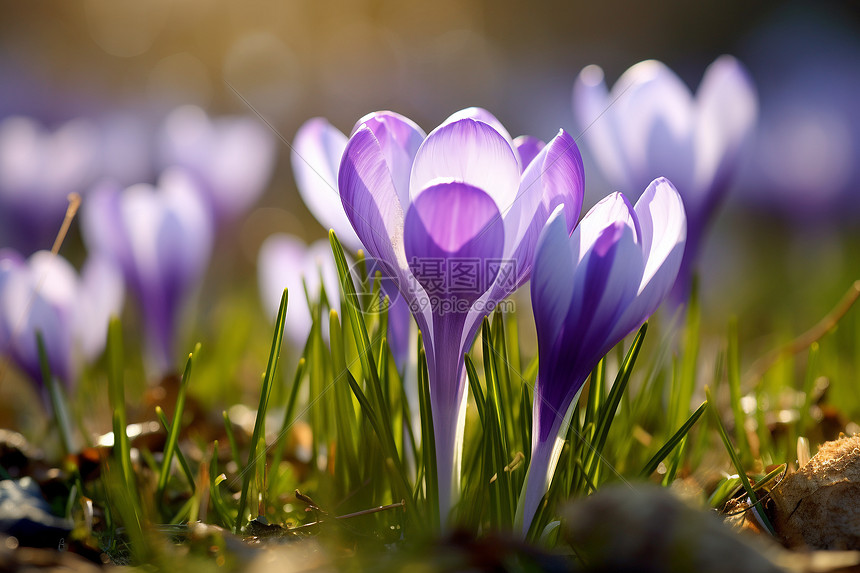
(0, 106, 276, 381)
(329, 107, 586, 518)
(1, 53, 755, 537)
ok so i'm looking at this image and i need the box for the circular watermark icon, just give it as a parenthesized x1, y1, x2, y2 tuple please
(345, 256, 402, 315)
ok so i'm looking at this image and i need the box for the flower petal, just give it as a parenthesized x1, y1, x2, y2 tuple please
(386, 295, 412, 371)
(258, 234, 309, 340)
(569, 220, 641, 372)
(461, 130, 586, 349)
(513, 135, 545, 172)
(572, 65, 634, 191)
(292, 118, 362, 252)
(530, 207, 575, 362)
(160, 105, 276, 221)
(409, 117, 520, 210)
(75, 256, 124, 362)
(608, 177, 686, 343)
(506, 129, 585, 284)
(0, 250, 24, 351)
(574, 192, 639, 255)
(442, 107, 516, 151)
(404, 182, 503, 304)
(693, 55, 758, 210)
(613, 60, 696, 193)
(83, 169, 213, 375)
(339, 124, 408, 271)
(353, 111, 426, 209)
(3, 252, 78, 384)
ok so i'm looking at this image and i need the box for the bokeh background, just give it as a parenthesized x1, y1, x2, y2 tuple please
(1, 0, 858, 363)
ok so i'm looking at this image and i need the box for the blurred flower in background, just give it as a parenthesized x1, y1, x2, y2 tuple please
(81, 168, 213, 377)
(96, 112, 157, 187)
(257, 234, 340, 350)
(291, 117, 361, 253)
(158, 105, 277, 225)
(572, 56, 756, 304)
(0, 249, 123, 391)
(0, 117, 99, 253)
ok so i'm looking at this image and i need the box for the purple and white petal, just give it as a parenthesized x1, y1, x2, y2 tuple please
(0, 250, 24, 350)
(506, 129, 584, 280)
(530, 208, 575, 357)
(608, 178, 686, 343)
(513, 135, 545, 172)
(693, 55, 758, 207)
(409, 118, 520, 210)
(292, 118, 362, 251)
(572, 65, 634, 191)
(160, 105, 276, 221)
(404, 182, 504, 303)
(339, 124, 408, 271)
(258, 234, 315, 345)
(441, 107, 516, 156)
(353, 111, 426, 209)
(75, 256, 124, 362)
(611, 61, 696, 193)
(82, 169, 214, 376)
(2, 252, 77, 385)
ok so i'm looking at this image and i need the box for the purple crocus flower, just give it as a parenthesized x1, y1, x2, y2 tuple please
(572, 56, 756, 303)
(0, 116, 99, 253)
(81, 168, 214, 376)
(519, 177, 686, 534)
(158, 105, 277, 223)
(0, 249, 123, 389)
(337, 107, 584, 521)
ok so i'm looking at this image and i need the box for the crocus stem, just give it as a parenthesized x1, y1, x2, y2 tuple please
(516, 383, 581, 537)
(427, 310, 470, 527)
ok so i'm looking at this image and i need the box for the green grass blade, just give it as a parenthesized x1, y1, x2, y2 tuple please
(519, 383, 532, 471)
(417, 346, 439, 531)
(705, 386, 775, 534)
(727, 318, 752, 466)
(222, 410, 242, 470)
(270, 358, 307, 483)
(640, 400, 708, 478)
(481, 319, 514, 527)
(329, 230, 379, 389)
(157, 346, 196, 505)
(523, 356, 538, 385)
(155, 406, 196, 492)
(491, 311, 515, 447)
(235, 288, 288, 533)
(585, 324, 647, 484)
(345, 370, 417, 526)
(208, 441, 236, 528)
(799, 342, 820, 437)
(330, 309, 362, 489)
(36, 332, 75, 455)
(330, 232, 408, 491)
(465, 355, 486, 426)
(106, 317, 134, 493)
(671, 278, 700, 429)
